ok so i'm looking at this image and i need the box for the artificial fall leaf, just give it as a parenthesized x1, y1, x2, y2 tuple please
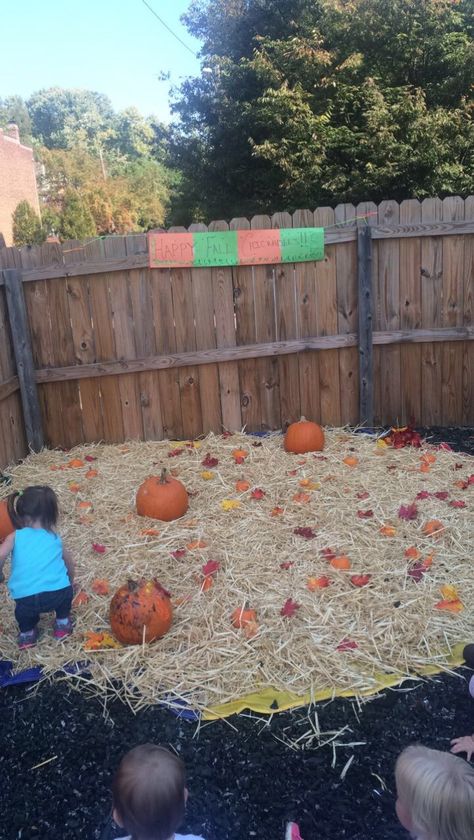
(337, 638, 358, 652)
(435, 599, 463, 613)
(343, 456, 359, 467)
(168, 448, 184, 458)
(221, 499, 241, 511)
(78, 515, 93, 525)
(434, 491, 449, 500)
(280, 598, 301, 618)
(313, 454, 328, 461)
(307, 576, 330, 591)
(454, 463, 464, 470)
(85, 468, 98, 479)
(49, 465, 60, 471)
(297, 459, 307, 465)
(416, 491, 432, 500)
(187, 539, 208, 550)
(91, 579, 109, 595)
(271, 506, 284, 517)
(84, 455, 97, 462)
(183, 518, 199, 528)
(232, 449, 249, 462)
(84, 631, 121, 651)
(77, 500, 93, 511)
(356, 491, 370, 500)
(454, 480, 469, 490)
(72, 590, 90, 607)
(408, 563, 426, 583)
(202, 453, 219, 468)
(405, 546, 421, 561)
(68, 459, 85, 468)
(294, 527, 317, 540)
(422, 554, 434, 569)
(422, 519, 445, 537)
(380, 525, 396, 537)
(280, 561, 294, 570)
(437, 442, 453, 451)
(450, 500, 467, 509)
(350, 574, 371, 587)
(252, 441, 263, 447)
(200, 470, 215, 480)
(202, 560, 220, 577)
(421, 453, 436, 465)
(440, 584, 459, 601)
(68, 482, 81, 493)
(92, 543, 106, 554)
(321, 547, 336, 561)
(141, 528, 160, 537)
(251, 488, 266, 500)
(357, 509, 374, 519)
(398, 503, 418, 521)
(200, 575, 214, 592)
(171, 549, 187, 560)
(288, 469, 298, 476)
(293, 492, 311, 504)
(420, 463, 431, 473)
(243, 620, 259, 639)
(299, 479, 319, 490)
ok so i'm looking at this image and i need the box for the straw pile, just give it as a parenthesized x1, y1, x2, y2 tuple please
(0, 429, 472, 714)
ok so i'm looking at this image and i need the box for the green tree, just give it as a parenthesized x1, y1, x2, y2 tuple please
(27, 87, 114, 150)
(170, 0, 474, 221)
(12, 201, 44, 247)
(0, 96, 33, 145)
(60, 190, 96, 240)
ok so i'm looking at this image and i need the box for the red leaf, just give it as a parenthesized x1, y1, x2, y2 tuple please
(251, 488, 266, 500)
(434, 491, 449, 501)
(313, 455, 328, 461)
(202, 453, 219, 468)
(450, 500, 466, 509)
(221, 431, 233, 439)
(321, 547, 336, 561)
(91, 542, 106, 554)
(357, 509, 374, 519)
(171, 549, 187, 559)
(202, 560, 220, 577)
(408, 562, 426, 583)
(454, 463, 464, 470)
(416, 491, 432, 500)
(84, 455, 97, 462)
(468, 475, 474, 485)
(280, 561, 294, 570)
(234, 456, 245, 465)
(337, 638, 358, 652)
(288, 469, 298, 476)
(91, 578, 109, 595)
(356, 491, 370, 500)
(168, 448, 184, 458)
(437, 442, 452, 451)
(350, 574, 371, 587)
(280, 598, 301, 618)
(294, 527, 317, 540)
(398, 503, 418, 521)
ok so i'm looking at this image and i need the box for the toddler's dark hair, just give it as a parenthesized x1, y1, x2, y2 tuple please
(7, 486, 59, 531)
(112, 744, 186, 840)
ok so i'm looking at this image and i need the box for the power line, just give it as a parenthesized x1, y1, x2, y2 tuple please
(141, 0, 198, 57)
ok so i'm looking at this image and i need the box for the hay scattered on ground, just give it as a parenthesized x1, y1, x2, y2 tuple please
(0, 430, 472, 714)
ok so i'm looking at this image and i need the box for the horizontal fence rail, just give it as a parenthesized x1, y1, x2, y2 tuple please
(0, 196, 472, 458)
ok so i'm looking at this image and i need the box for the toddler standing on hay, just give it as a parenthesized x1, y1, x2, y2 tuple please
(395, 744, 474, 839)
(111, 744, 206, 840)
(0, 486, 75, 649)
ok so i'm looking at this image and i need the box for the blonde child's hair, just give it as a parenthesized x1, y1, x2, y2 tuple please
(112, 744, 186, 840)
(395, 745, 474, 840)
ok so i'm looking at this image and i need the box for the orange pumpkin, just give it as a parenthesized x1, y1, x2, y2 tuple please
(284, 417, 325, 454)
(231, 606, 257, 629)
(136, 469, 188, 522)
(343, 456, 359, 467)
(109, 579, 173, 645)
(0, 499, 14, 542)
(330, 555, 351, 570)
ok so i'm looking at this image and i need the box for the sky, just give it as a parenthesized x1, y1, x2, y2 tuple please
(1, 0, 202, 122)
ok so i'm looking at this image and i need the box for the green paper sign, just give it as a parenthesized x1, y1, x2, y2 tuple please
(193, 231, 239, 267)
(280, 228, 324, 263)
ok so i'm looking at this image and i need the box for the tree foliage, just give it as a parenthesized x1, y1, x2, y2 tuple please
(12, 201, 44, 247)
(170, 0, 474, 221)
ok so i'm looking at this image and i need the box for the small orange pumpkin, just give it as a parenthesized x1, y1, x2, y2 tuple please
(109, 579, 173, 645)
(231, 606, 257, 629)
(136, 469, 189, 522)
(0, 499, 14, 542)
(330, 555, 351, 570)
(284, 417, 325, 454)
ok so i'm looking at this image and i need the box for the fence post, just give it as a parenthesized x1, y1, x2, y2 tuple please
(2, 269, 44, 452)
(357, 226, 374, 427)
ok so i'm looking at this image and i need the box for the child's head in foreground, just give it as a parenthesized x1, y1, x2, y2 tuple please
(112, 744, 187, 840)
(8, 486, 58, 531)
(395, 745, 474, 840)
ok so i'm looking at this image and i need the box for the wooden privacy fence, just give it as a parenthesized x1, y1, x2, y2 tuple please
(0, 196, 473, 465)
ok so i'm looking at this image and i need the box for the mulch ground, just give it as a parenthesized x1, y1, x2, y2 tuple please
(0, 426, 473, 840)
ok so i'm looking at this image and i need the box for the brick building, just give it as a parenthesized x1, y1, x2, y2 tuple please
(0, 122, 40, 245)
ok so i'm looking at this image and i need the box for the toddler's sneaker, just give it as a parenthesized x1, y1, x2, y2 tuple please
(18, 628, 38, 649)
(53, 617, 73, 640)
(285, 823, 303, 840)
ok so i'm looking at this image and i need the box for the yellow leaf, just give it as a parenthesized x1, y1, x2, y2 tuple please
(440, 584, 458, 602)
(200, 470, 215, 480)
(221, 499, 241, 511)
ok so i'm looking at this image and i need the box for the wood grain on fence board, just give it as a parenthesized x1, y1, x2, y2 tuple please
(335, 204, 359, 424)
(441, 197, 464, 425)
(462, 197, 474, 425)
(399, 200, 422, 424)
(293, 208, 321, 423)
(314, 206, 341, 426)
(251, 214, 280, 431)
(375, 200, 401, 425)
(421, 197, 443, 426)
(272, 211, 300, 429)
(232, 216, 260, 431)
